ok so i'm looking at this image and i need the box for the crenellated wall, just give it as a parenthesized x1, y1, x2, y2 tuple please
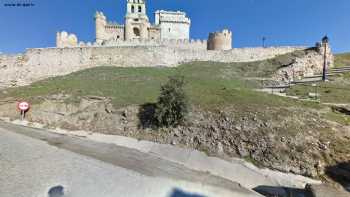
(0, 45, 307, 88)
(102, 39, 208, 50)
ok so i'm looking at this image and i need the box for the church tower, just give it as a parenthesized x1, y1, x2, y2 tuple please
(125, 0, 150, 40)
(126, 0, 146, 15)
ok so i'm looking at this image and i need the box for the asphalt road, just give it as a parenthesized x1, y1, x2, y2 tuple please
(0, 121, 260, 197)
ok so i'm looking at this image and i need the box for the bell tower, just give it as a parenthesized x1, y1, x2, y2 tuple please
(125, 0, 150, 40)
(126, 0, 146, 15)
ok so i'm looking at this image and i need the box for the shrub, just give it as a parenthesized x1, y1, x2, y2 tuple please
(154, 75, 188, 128)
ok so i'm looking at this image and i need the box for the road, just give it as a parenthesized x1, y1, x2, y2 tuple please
(0, 121, 260, 197)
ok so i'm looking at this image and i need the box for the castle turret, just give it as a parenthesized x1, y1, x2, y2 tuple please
(95, 11, 107, 44)
(56, 31, 78, 48)
(207, 29, 232, 50)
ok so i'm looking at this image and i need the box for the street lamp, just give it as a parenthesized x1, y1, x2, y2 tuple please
(262, 37, 266, 48)
(322, 35, 329, 81)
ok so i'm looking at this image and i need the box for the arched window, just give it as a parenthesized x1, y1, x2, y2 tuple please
(133, 27, 140, 37)
(138, 5, 142, 13)
(131, 5, 135, 13)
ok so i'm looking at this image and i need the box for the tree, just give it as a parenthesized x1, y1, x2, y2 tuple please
(155, 75, 188, 128)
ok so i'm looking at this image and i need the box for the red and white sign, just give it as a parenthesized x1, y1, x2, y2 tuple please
(17, 101, 30, 111)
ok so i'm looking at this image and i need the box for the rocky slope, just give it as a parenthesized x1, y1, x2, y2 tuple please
(0, 96, 349, 184)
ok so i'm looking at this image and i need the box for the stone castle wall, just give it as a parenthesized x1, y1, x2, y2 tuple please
(102, 39, 208, 50)
(0, 46, 306, 88)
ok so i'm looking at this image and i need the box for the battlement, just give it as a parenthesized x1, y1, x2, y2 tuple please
(105, 23, 124, 29)
(94, 11, 106, 20)
(127, 0, 145, 3)
(155, 10, 191, 25)
(101, 38, 207, 50)
(209, 29, 232, 38)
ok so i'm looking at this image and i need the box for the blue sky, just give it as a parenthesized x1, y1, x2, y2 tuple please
(0, 0, 349, 54)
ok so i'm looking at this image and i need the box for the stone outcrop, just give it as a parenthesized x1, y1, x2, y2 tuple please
(273, 41, 334, 82)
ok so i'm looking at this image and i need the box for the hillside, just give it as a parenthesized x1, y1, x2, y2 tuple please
(286, 53, 350, 105)
(335, 53, 350, 67)
(0, 54, 349, 189)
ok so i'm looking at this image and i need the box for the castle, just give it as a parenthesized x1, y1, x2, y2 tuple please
(56, 0, 232, 51)
(0, 1, 334, 89)
(95, 0, 190, 43)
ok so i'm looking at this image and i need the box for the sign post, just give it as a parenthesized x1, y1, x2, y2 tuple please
(17, 101, 30, 120)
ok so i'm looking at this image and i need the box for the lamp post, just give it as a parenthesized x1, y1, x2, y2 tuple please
(262, 37, 266, 48)
(322, 35, 329, 82)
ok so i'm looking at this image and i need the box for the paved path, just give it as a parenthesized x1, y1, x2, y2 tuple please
(0, 121, 260, 197)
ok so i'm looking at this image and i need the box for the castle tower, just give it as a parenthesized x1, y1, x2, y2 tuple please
(207, 29, 232, 50)
(56, 31, 78, 48)
(124, 0, 150, 40)
(95, 11, 107, 44)
(154, 10, 191, 40)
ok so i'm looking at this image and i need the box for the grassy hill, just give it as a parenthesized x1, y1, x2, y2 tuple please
(0, 61, 319, 110)
(286, 53, 350, 105)
(335, 53, 350, 67)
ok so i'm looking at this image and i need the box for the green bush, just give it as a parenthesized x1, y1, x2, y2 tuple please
(155, 75, 188, 128)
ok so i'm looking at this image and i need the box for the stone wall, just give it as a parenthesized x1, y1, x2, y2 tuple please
(0, 45, 307, 88)
(102, 39, 208, 50)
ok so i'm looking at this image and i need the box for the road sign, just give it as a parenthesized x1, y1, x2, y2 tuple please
(18, 101, 30, 111)
(17, 101, 30, 121)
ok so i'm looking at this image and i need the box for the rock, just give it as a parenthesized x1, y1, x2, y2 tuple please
(86, 95, 106, 100)
(173, 129, 181, 137)
(305, 184, 350, 197)
(122, 110, 127, 118)
(104, 103, 114, 113)
(217, 142, 224, 154)
(280, 136, 286, 143)
(237, 145, 249, 157)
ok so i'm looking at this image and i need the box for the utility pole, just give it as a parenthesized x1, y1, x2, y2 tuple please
(322, 35, 329, 82)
